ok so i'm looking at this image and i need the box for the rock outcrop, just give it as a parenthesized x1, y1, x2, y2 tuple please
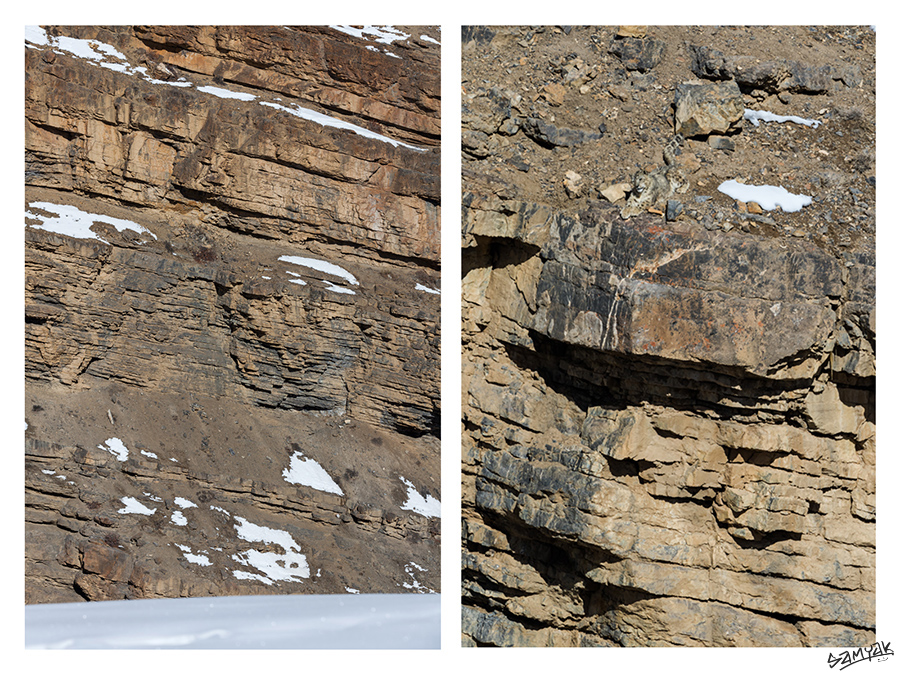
(25, 25, 441, 604)
(461, 26, 874, 648)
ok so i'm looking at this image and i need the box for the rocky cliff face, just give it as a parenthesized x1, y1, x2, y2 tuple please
(461, 26, 874, 647)
(25, 25, 441, 603)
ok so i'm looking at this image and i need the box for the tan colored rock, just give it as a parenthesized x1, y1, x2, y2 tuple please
(805, 382, 867, 436)
(617, 26, 648, 38)
(563, 170, 584, 198)
(600, 182, 630, 203)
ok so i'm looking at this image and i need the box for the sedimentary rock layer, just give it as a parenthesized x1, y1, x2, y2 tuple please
(26, 25, 441, 604)
(461, 190, 874, 647)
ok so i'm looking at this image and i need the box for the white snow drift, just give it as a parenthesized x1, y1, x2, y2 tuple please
(25, 593, 440, 649)
(399, 476, 441, 518)
(98, 437, 129, 461)
(118, 497, 157, 516)
(26, 202, 157, 244)
(231, 516, 310, 585)
(744, 108, 821, 128)
(718, 179, 812, 212)
(282, 451, 344, 495)
(278, 254, 359, 294)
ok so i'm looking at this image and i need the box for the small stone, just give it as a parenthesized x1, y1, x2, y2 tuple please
(600, 183, 630, 203)
(542, 82, 566, 107)
(608, 84, 632, 102)
(747, 202, 764, 215)
(564, 170, 584, 198)
(665, 200, 683, 222)
(709, 136, 735, 152)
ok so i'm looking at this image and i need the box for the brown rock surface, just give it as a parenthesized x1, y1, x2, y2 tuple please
(461, 26, 874, 648)
(25, 25, 440, 604)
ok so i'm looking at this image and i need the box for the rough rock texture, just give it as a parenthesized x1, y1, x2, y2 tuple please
(25, 25, 441, 604)
(461, 26, 874, 648)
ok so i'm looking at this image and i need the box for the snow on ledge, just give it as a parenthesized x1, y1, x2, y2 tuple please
(399, 477, 441, 518)
(278, 254, 359, 289)
(718, 180, 812, 213)
(197, 85, 257, 101)
(231, 516, 310, 584)
(744, 109, 821, 129)
(118, 496, 156, 516)
(261, 100, 425, 151)
(98, 437, 129, 461)
(329, 25, 411, 45)
(26, 202, 157, 244)
(282, 451, 344, 495)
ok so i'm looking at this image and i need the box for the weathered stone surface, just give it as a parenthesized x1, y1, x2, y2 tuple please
(609, 36, 666, 72)
(521, 118, 602, 148)
(26, 25, 440, 605)
(674, 80, 744, 137)
(689, 44, 862, 93)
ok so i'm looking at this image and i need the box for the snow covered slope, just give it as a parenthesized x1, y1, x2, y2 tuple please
(25, 593, 440, 649)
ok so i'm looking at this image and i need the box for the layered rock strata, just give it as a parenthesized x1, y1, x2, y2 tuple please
(25, 25, 441, 603)
(461, 26, 874, 648)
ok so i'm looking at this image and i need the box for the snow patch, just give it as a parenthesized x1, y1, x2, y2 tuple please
(278, 255, 359, 293)
(322, 281, 356, 295)
(415, 283, 440, 295)
(197, 85, 257, 101)
(399, 477, 441, 518)
(118, 497, 156, 516)
(329, 25, 410, 45)
(174, 497, 198, 509)
(98, 437, 129, 461)
(420, 35, 440, 46)
(140, 449, 158, 459)
(744, 108, 821, 129)
(401, 562, 435, 594)
(24, 26, 49, 47)
(26, 202, 156, 244)
(171, 511, 188, 526)
(282, 451, 344, 495)
(260, 100, 425, 151)
(718, 180, 812, 212)
(175, 544, 212, 567)
(345, 587, 360, 594)
(231, 516, 310, 584)
(25, 593, 440, 649)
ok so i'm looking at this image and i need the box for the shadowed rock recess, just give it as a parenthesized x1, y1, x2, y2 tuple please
(25, 25, 440, 604)
(461, 26, 874, 647)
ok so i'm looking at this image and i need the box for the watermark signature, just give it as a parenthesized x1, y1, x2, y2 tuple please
(828, 641, 893, 670)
